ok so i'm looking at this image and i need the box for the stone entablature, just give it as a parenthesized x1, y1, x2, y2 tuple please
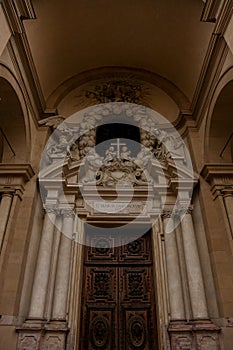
(201, 163, 233, 199)
(0, 163, 35, 196)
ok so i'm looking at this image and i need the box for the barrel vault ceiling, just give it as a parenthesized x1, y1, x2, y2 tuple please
(24, 0, 214, 104)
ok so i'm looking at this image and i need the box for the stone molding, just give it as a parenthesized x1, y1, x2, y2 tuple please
(61, 209, 74, 218)
(201, 0, 222, 23)
(1, 0, 36, 34)
(0, 164, 34, 197)
(201, 163, 233, 199)
(168, 321, 221, 350)
(16, 321, 68, 350)
(162, 204, 193, 219)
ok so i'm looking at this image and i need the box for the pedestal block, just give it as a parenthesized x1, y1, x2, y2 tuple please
(168, 321, 221, 350)
(16, 321, 68, 350)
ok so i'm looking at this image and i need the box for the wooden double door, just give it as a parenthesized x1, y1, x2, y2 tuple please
(80, 231, 158, 350)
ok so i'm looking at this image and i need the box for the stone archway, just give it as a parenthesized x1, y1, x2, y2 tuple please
(18, 103, 221, 350)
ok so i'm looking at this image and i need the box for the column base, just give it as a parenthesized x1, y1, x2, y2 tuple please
(168, 320, 221, 350)
(16, 320, 69, 350)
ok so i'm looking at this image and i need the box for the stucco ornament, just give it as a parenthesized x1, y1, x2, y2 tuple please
(39, 102, 195, 247)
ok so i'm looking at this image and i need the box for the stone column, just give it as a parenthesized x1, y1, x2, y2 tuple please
(29, 208, 57, 319)
(163, 212, 185, 320)
(180, 206, 208, 319)
(0, 192, 13, 251)
(52, 210, 73, 320)
(222, 188, 233, 234)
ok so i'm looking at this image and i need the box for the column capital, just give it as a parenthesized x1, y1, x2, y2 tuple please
(0, 191, 14, 199)
(220, 187, 233, 198)
(61, 209, 75, 219)
(175, 204, 193, 216)
(44, 206, 59, 215)
(201, 164, 233, 199)
(162, 210, 173, 219)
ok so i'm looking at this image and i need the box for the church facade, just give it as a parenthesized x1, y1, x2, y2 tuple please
(0, 1, 233, 349)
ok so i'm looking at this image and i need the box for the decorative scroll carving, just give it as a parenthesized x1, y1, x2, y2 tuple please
(128, 273, 143, 297)
(85, 80, 146, 104)
(94, 238, 111, 255)
(82, 141, 153, 186)
(96, 159, 149, 187)
(86, 309, 114, 350)
(120, 237, 151, 262)
(44, 207, 59, 215)
(61, 209, 74, 218)
(87, 268, 116, 301)
(86, 236, 117, 263)
(38, 115, 65, 130)
(90, 316, 110, 349)
(127, 315, 146, 349)
(127, 240, 142, 255)
(174, 204, 193, 216)
(94, 273, 110, 297)
(122, 268, 150, 301)
(162, 210, 173, 219)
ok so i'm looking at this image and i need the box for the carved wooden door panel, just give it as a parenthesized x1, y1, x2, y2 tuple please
(80, 232, 158, 350)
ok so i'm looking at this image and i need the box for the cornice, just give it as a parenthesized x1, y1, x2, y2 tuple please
(201, 163, 233, 199)
(0, 163, 35, 182)
(14, 0, 36, 20)
(201, 0, 233, 33)
(1, 0, 35, 34)
(0, 163, 34, 197)
(201, 163, 233, 182)
(201, 0, 223, 22)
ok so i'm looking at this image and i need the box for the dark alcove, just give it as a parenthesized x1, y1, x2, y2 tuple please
(95, 123, 141, 157)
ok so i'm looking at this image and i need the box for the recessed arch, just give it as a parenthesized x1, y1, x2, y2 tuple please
(46, 67, 191, 120)
(0, 65, 30, 163)
(204, 67, 233, 163)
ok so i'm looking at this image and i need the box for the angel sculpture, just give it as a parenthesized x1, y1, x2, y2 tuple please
(38, 115, 65, 129)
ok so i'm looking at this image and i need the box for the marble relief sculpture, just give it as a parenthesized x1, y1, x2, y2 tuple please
(39, 104, 186, 172)
(82, 140, 153, 186)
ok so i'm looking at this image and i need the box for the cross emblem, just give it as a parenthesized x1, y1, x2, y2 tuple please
(111, 138, 127, 158)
